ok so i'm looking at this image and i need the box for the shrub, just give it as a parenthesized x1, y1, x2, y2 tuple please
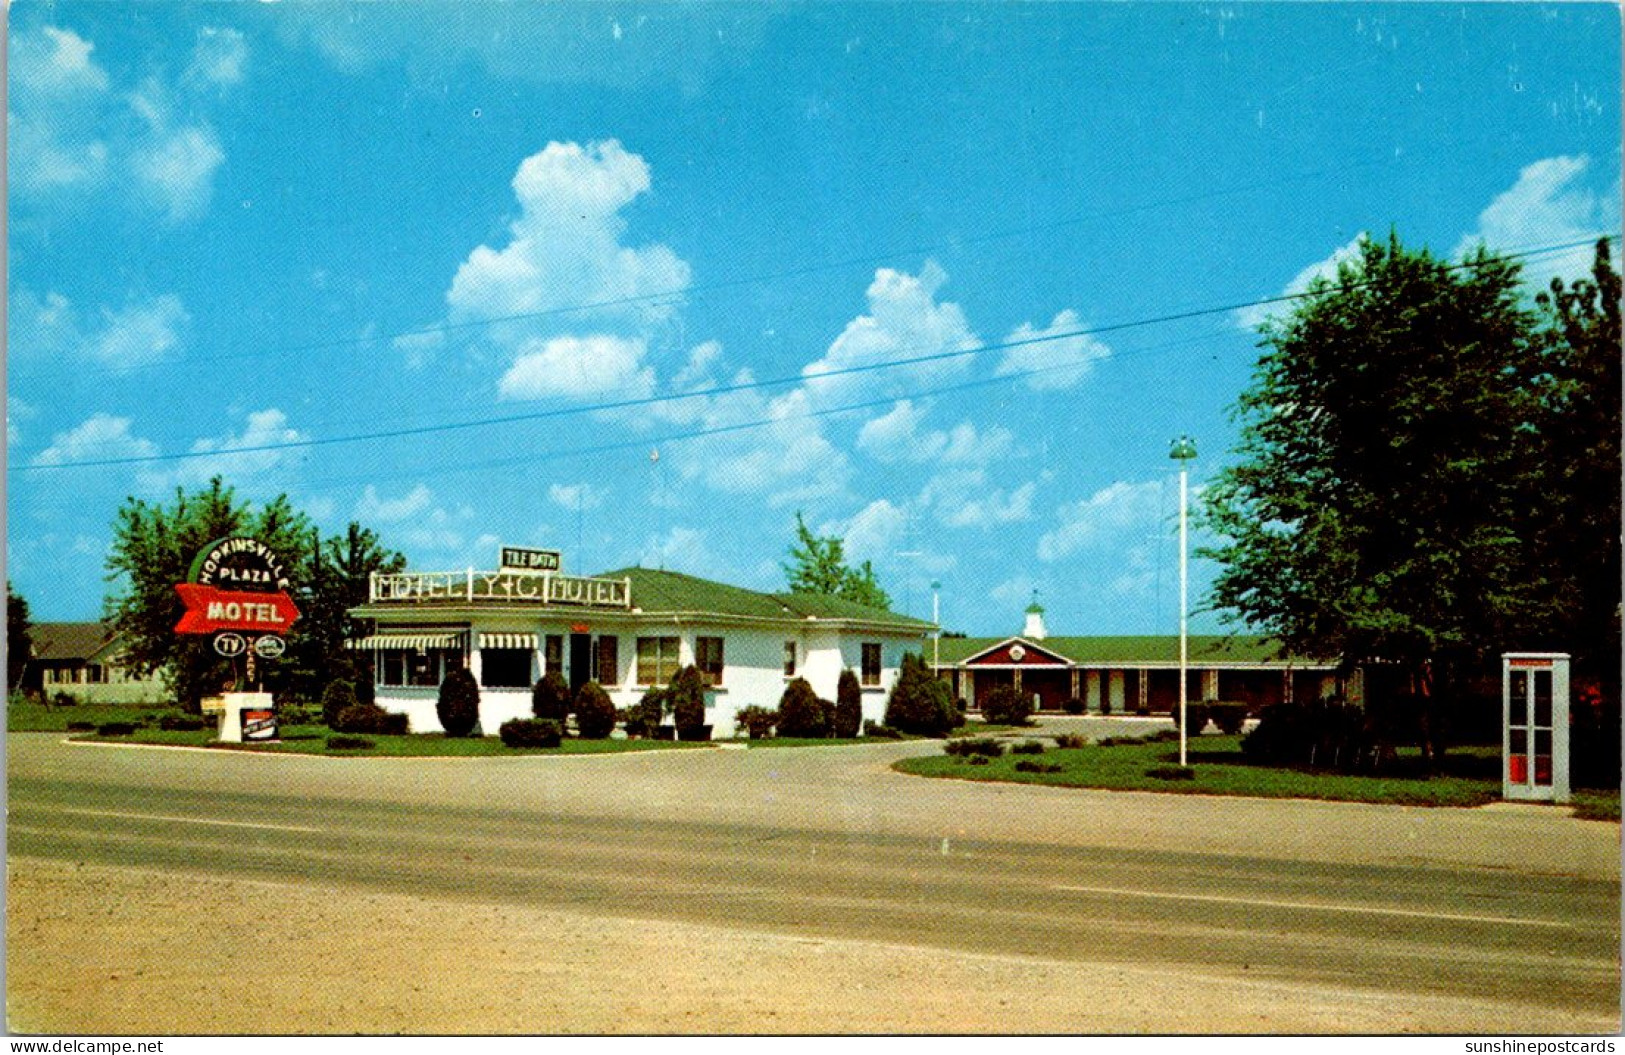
(979, 686, 1033, 726)
(499, 718, 562, 748)
(616, 707, 644, 738)
(574, 681, 616, 739)
(532, 672, 571, 723)
(636, 686, 667, 735)
(53, 691, 77, 708)
(1063, 697, 1085, 715)
(736, 705, 779, 739)
(354, 670, 377, 710)
(863, 720, 903, 739)
(834, 669, 863, 739)
(436, 668, 480, 737)
(944, 737, 1004, 758)
(96, 722, 137, 736)
(1208, 701, 1248, 735)
(1135, 706, 1149, 716)
(1011, 740, 1045, 755)
(159, 713, 207, 731)
(669, 666, 708, 730)
(66, 721, 95, 732)
(326, 736, 375, 751)
(1015, 759, 1064, 774)
(1172, 703, 1209, 735)
(1241, 698, 1380, 772)
(777, 678, 829, 738)
(334, 704, 382, 733)
(321, 680, 359, 728)
(1054, 733, 1088, 749)
(276, 700, 319, 726)
(1146, 765, 1196, 781)
(376, 711, 409, 735)
(966, 755, 991, 765)
(883, 654, 955, 737)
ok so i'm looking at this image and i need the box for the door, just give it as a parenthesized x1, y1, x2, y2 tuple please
(1506, 665, 1554, 800)
(569, 633, 592, 693)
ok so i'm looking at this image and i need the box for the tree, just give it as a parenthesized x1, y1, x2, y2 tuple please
(782, 513, 892, 609)
(7, 582, 33, 692)
(883, 652, 955, 736)
(286, 522, 406, 704)
(1526, 240, 1622, 689)
(1203, 234, 1561, 759)
(105, 478, 315, 713)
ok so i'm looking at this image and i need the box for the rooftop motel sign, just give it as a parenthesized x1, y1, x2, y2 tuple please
(174, 537, 301, 635)
(500, 546, 562, 572)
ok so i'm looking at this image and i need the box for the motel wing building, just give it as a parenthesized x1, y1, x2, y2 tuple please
(932, 606, 1338, 714)
(348, 560, 933, 736)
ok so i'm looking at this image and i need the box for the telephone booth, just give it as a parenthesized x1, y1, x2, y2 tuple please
(1502, 652, 1570, 804)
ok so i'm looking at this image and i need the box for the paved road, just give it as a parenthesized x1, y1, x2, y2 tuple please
(7, 731, 1620, 1033)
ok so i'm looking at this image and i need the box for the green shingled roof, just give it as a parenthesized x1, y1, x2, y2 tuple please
(596, 567, 932, 628)
(932, 635, 1327, 666)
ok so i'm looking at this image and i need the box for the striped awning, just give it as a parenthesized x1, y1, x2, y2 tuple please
(347, 631, 465, 651)
(479, 632, 537, 650)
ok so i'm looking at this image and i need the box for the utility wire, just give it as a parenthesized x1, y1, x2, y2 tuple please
(11, 233, 1611, 475)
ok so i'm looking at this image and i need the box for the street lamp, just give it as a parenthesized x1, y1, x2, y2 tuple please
(930, 580, 942, 672)
(1169, 434, 1198, 768)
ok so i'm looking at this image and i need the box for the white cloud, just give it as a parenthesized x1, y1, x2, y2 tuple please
(32, 414, 159, 467)
(671, 340, 723, 390)
(390, 329, 446, 369)
(13, 26, 110, 95)
(832, 499, 908, 564)
(548, 483, 604, 511)
(857, 400, 1013, 466)
(447, 140, 689, 328)
(1037, 478, 1169, 562)
(498, 334, 655, 401)
(802, 261, 978, 403)
(1455, 155, 1619, 284)
(186, 27, 248, 87)
(989, 574, 1036, 612)
(997, 309, 1111, 390)
(9, 26, 229, 222)
(9, 290, 188, 372)
(356, 484, 435, 524)
(920, 468, 1035, 530)
(128, 81, 226, 223)
(159, 409, 308, 488)
(640, 526, 714, 573)
(1237, 234, 1368, 332)
(7, 398, 37, 446)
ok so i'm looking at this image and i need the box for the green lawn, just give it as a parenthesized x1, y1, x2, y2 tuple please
(72, 723, 709, 757)
(896, 734, 1622, 815)
(9, 700, 173, 732)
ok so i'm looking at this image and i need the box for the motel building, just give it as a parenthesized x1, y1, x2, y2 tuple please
(932, 603, 1340, 715)
(346, 550, 934, 737)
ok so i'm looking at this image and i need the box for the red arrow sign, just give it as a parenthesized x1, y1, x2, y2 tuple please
(174, 584, 301, 635)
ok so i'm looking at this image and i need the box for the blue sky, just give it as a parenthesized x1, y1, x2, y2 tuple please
(8, 3, 1621, 636)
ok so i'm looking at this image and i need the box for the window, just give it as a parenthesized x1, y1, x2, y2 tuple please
(381, 650, 406, 686)
(481, 648, 531, 688)
(380, 648, 460, 687)
(87, 664, 105, 684)
(696, 636, 725, 687)
(597, 636, 620, 686)
(783, 640, 797, 677)
(544, 634, 564, 675)
(636, 636, 679, 685)
(861, 642, 882, 686)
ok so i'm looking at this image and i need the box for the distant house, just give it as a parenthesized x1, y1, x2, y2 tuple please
(24, 622, 167, 703)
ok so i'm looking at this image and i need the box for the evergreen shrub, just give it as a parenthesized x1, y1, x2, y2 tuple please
(834, 669, 862, 738)
(777, 678, 828, 738)
(1208, 702, 1248, 735)
(883, 653, 955, 737)
(979, 686, 1033, 726)
(532, 672, 571, 723)
(669, 666, 708, 730)
(437, 668, 480, 738)
(574, 681, 616, 739)
(736, 705, 779, 739)
(499, 718, 561, 748)
(1063, 697, 1085, 715)
(321, 680, 359, 728)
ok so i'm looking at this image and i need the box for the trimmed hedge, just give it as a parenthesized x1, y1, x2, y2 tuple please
(574, 681, 616, 739)
(499, 718, 562, 748)
(437, 668, 480, 738)
(1172, 703, 1210, 735)
(1063, 697, 1085, 715)
(834, 669, 862, 739)
(96, 722, 138, 736)
(326, 736, 375, 751)
(863, 720, 903, 739)
(1053, 733, 1088, 749)
(159, 713, 207, 732)
(1208, 701, 1248, 735)
(333, 704, 408, 735)
(1011, 740, 1045, 755)
(944, 737, 1004, 758)
(532, 672, 571, 723)
(669, 666, 707, 730)
(777, 678, 829, 738)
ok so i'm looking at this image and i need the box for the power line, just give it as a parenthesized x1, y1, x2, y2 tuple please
(6, 135, 1535, 386)
(11, 233, 1611, 475)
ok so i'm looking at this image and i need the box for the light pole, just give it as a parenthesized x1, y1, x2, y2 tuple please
(1169, 434, 1198, 768)
(931, 580, 942, 672)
